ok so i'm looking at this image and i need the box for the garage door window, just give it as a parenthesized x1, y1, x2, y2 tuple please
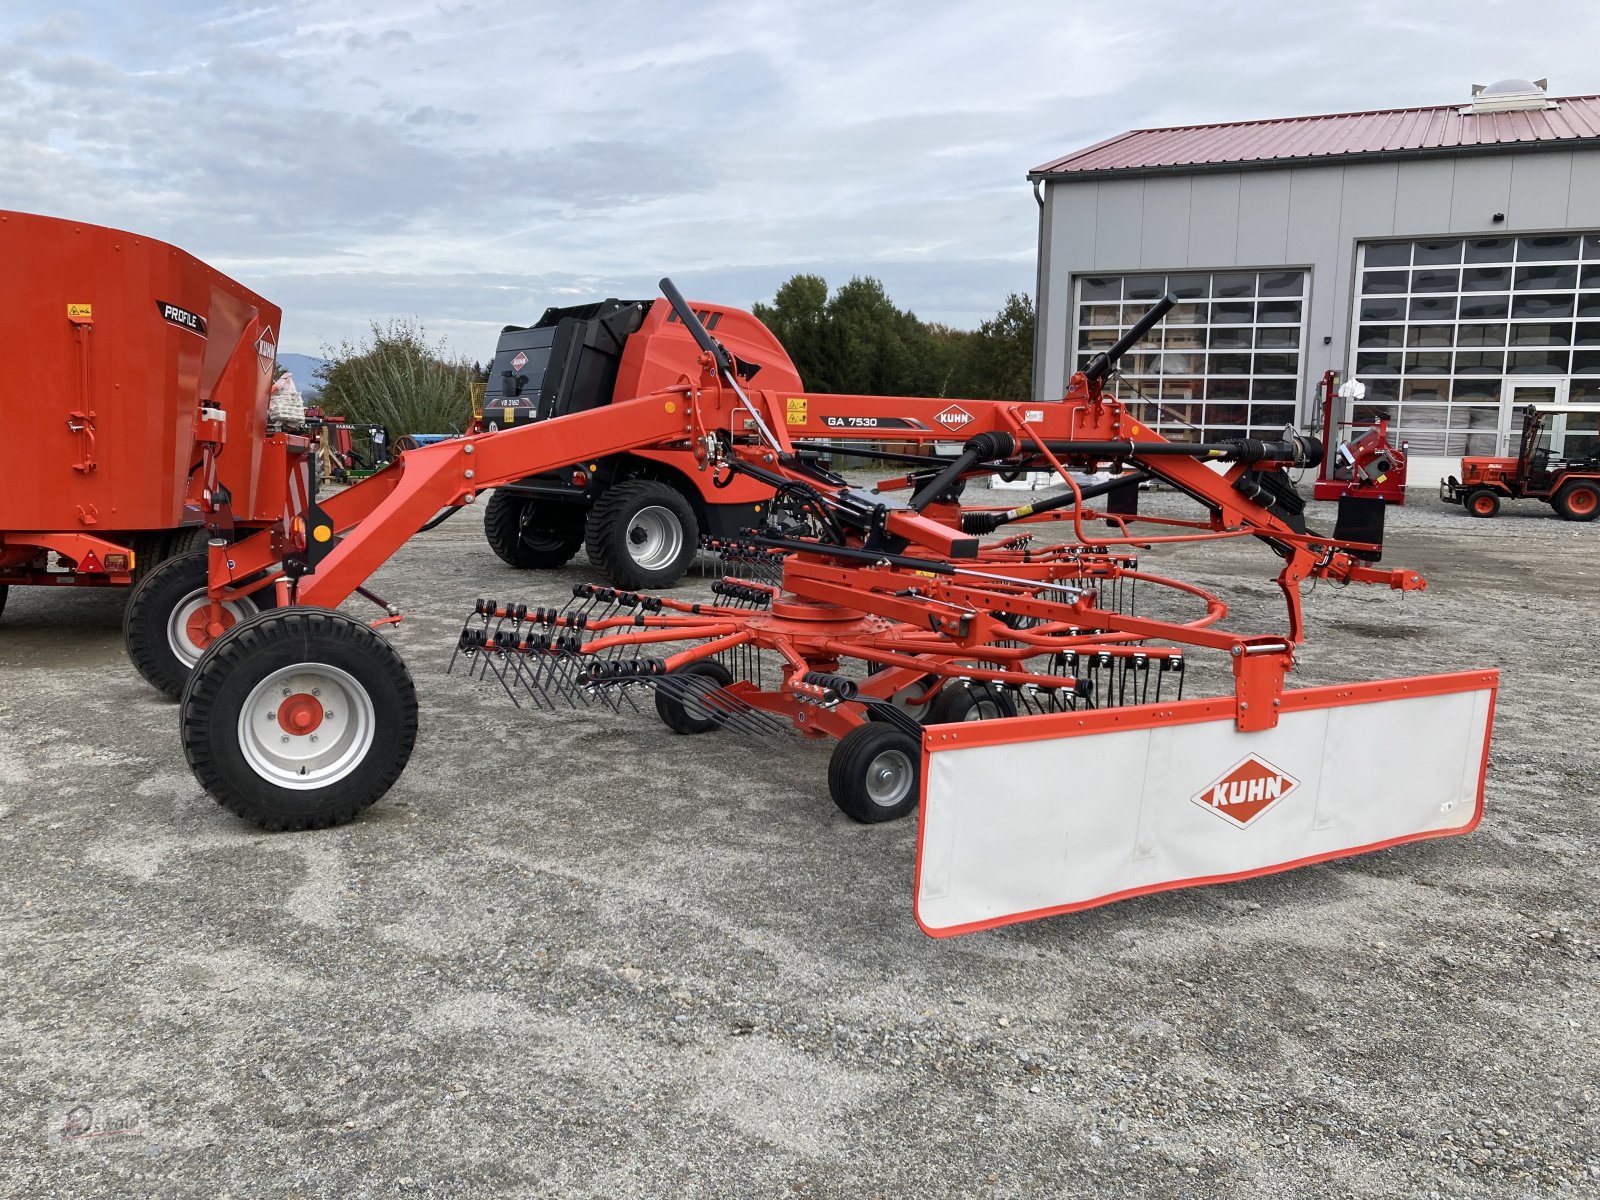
(1352, 236, 1600, 454)
(1075, 271, 1308, 439)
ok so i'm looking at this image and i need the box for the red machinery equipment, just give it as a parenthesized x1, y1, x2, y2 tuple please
(0, 211, 293, 637)
(476, 300, 798, 589)
(1439, 403, 1600, 520)
(140, 283, 1494, 936)
(1312, 370, 1408, 505)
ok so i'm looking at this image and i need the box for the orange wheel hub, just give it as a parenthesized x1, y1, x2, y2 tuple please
(1570, 489, 1597, 514)
(185, 604, 237, 649)
(276, 692, 324, 736)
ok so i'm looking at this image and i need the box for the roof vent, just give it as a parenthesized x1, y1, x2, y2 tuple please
(1464, 78, 1554, 114)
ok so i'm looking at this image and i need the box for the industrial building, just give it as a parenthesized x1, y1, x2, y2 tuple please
(1030, 80, 1600, 487)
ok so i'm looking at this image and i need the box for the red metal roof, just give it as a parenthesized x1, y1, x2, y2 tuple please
(1031, 95, 1600, 178)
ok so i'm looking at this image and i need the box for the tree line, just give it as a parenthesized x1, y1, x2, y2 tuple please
(753, 275, 1034, 401)
(315, 278, 1035, 440)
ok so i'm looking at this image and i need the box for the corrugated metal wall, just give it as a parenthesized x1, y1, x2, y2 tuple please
(1037, 148, 1600, 428)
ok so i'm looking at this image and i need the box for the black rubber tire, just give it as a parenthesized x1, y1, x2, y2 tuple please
(1465, 488, 1501, 519)
(655, 659, 736, 734)
(123, 551, 277, 699)
(926, 681, 1017, 724)
(483, 490, 585, 569)
(165, 526, 213, 559)
(127, 532, 169, 584)
(0, 584, 7, 623)
(180, 608, 418, 830)
(584, 479, 699, 590)
(828, 721, 922, 824)
(1552, 480, 1600, 522)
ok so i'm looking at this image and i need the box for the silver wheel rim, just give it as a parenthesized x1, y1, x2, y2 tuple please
(865, 748, 914, 807)
(626, 505, 684, 571)
(966, 689, 1006, 722)
(237, 663, 377, 790)
(167, 587, 259, 668)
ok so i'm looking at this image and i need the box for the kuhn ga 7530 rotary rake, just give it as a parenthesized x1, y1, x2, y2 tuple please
(170, 282, 1496, 936)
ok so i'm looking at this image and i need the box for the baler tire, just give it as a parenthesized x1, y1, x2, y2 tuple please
(123, 551, 277, 699)
(655, 659, 736, 734)
(926, 681, 1017, 724)
(1465, 488, 1501, 519)
(1553, 480, 1600, 522)
(483, 490, 585, 569)
(180, 609, 418, 831)
(0, 584, 7, 623)
(828, 722, 922, 824)
(585, 480, 698, 590)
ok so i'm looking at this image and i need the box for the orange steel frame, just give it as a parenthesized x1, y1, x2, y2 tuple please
(206, 330, 1453, 747)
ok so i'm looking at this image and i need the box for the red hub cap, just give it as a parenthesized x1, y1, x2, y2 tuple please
(184, 604, 237, 649)
(1571, 489, 1597, 514)
(276, 692, 325, 736)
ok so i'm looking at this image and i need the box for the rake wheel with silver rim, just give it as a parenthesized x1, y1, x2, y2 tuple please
(926, 681, 1017, 724)
(584, 478, 699, 590)
(181, 608, 418, 830)
(828, 721, 923, 824)
(123, 550, 276, 699)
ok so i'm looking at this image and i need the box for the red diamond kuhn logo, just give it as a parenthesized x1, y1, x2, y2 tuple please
(1191, 754, 1300, 829)
(935, 405, 974, 431)
(254, 327, 276, 373)
(511, 350, 528, 371)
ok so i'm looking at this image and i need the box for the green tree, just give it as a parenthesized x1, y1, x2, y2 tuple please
(753, 275, 1034, 401)
(319, 318, 476, 442)
(959, 293, 1035, 401)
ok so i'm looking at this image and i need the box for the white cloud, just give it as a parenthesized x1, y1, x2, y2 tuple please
(1, 0, 1597, 354)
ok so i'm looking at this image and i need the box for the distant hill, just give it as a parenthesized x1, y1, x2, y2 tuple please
(277, 353, 330, 399)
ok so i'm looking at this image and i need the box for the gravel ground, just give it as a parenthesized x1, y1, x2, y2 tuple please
(1, 481, 1597, 1199)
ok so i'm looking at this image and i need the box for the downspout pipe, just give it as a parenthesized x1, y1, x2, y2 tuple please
(1032, 178, 1047, 402)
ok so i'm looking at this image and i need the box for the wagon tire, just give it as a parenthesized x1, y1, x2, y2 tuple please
(828, 722, 922, 824)
(585, 479, 698, 590)
(164, 526, 214, 559)
(926, 681, 1017, 724)
(181, 608, 418, 830)
(483, 490, 586, 568)
(654, 659, 736, 734)
(1465, 488, 1501, 519)
(123, 551, 278, 699)
(1553, 480, 1600, 522)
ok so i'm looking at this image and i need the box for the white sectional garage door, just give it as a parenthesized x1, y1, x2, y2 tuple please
(1351, 234, 1600, 459)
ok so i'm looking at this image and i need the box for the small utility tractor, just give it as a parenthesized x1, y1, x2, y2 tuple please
(477, 300, 790, 589)
(109, 271, 1496, 937)
(1440, 403, 1600, 521)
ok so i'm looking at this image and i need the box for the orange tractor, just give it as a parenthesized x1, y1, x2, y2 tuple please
(1441, 403, 1600, 520)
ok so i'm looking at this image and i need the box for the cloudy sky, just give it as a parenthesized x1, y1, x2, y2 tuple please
(4, 0, 1599, 357)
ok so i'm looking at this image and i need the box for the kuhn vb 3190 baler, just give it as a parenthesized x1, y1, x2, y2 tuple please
(127, 278, 1493, 936)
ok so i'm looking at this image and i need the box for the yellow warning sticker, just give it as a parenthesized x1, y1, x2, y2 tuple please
(503, 407, 515, 424)
(786, 397, 808, 425)
(67, 303, 93, 321)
